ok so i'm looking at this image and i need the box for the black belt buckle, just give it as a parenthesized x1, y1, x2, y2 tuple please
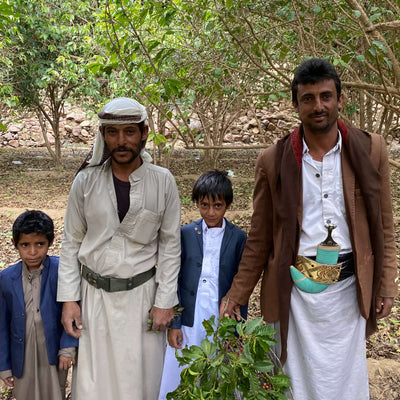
(85, 271, 98, 288)
(84, 269, 110, 291)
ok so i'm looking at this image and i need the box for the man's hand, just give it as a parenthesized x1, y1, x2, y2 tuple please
(167, 328, 183, 349)
(59, 355, 75, 371)
(62, 301, 82, 338)
(375, 296, 394, 319)
(149, 306, 174, 332)
(219, 296, 241, 320)
(2, 376, 14, 388)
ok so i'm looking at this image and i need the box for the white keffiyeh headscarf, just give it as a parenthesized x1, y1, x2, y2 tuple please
(87, 97, 152, 167)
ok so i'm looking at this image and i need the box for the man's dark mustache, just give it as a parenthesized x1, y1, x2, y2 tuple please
(309, 111, 328, 117)
(111, 146, 134, 154)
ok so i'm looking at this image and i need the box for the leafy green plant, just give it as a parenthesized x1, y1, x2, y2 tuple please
(167, 316, 291, 400)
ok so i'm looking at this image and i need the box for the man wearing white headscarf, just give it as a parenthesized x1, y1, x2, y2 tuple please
(57, 98, 181, 400)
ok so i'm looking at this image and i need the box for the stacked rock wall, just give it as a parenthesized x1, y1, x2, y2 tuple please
(1, 103, 299, 149)
(1, 108, 97, 149)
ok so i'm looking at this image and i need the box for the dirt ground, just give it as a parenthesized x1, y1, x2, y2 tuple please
(0, 146, 399, 399)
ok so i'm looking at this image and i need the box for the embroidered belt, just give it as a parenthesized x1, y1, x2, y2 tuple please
(295, 256, 341, 284)
(290, 253, 354, 293)
(82, 264, 156, 292)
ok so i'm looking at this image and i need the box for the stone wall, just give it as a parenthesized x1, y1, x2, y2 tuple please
(1, 103, 299, 149)
(223, 104, 299, 145)
(1, 108, 97, 149)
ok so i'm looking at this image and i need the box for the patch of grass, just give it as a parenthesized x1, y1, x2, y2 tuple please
(181, 196, 192, 205)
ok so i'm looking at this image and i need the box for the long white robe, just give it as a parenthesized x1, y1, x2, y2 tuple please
(58, 158, 181, 400)
(284, 276, 369, 400)
(158, 221, 224, 399)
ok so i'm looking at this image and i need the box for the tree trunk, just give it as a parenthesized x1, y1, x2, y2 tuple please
(36, 111, 63, 169)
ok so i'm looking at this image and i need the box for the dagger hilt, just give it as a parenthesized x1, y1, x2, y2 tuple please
(320, 224, 338, 247)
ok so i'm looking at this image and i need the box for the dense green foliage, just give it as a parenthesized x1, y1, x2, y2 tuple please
(91, 0, 400, 166)
(1, 0, 399, 166)
(168, 316, 291, 400)
(0, 0, 101, 167)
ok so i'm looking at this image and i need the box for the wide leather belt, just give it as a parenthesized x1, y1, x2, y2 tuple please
(82, 265, 156, 292)
(337, 252, 355, 281)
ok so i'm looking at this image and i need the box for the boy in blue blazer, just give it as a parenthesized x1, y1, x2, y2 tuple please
(158, 170, 247, 399)
(0, 210, 78, 400)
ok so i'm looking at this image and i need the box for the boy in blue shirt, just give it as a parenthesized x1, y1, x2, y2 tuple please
(158, 170, 247, 399)
(0, 210, 78, 399)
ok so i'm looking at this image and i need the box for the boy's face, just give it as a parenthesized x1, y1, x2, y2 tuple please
(196, 195, 229, 228)
(13, 233, 51, 271)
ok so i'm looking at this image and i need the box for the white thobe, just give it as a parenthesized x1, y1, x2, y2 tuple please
(285, 276, 369, 400)
(158, 220, 225, 399)
(284, 133, 369, 399)
(57, 158, 181, 400)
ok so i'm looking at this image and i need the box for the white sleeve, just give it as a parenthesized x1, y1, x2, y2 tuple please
(57, 173, 87, 301)
(154, 172, 181, 308)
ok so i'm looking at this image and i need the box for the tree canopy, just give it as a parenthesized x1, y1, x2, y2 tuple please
(1, 0, 399, 167)
(0, 0, 101, 167)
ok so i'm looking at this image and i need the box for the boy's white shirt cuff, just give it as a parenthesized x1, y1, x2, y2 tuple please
(58, 347, 77, 359)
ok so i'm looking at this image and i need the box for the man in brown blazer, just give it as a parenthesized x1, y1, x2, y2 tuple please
(220, 58, 398, 400)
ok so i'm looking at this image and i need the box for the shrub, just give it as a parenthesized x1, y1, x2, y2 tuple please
(167, 316, 291, 399)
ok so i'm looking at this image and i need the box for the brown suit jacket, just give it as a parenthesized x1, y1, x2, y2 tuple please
(227, 129, 398, 332)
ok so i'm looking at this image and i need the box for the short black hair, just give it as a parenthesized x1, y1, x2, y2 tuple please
(291, 58, 342, 105)
(12, 210, 54, 246)
(192, 170, 233, 207)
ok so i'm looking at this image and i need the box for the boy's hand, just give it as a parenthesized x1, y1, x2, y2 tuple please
(59, 355, 75, 371)
(167, 328, 183, 349)
(148, 306, 174, 332)
(62, 301, 82, 338)
(2, 376, 15, 388)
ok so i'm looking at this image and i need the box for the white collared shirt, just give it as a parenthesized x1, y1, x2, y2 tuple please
(200, 218, 226, 290)
(299, 132, 352, 256)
